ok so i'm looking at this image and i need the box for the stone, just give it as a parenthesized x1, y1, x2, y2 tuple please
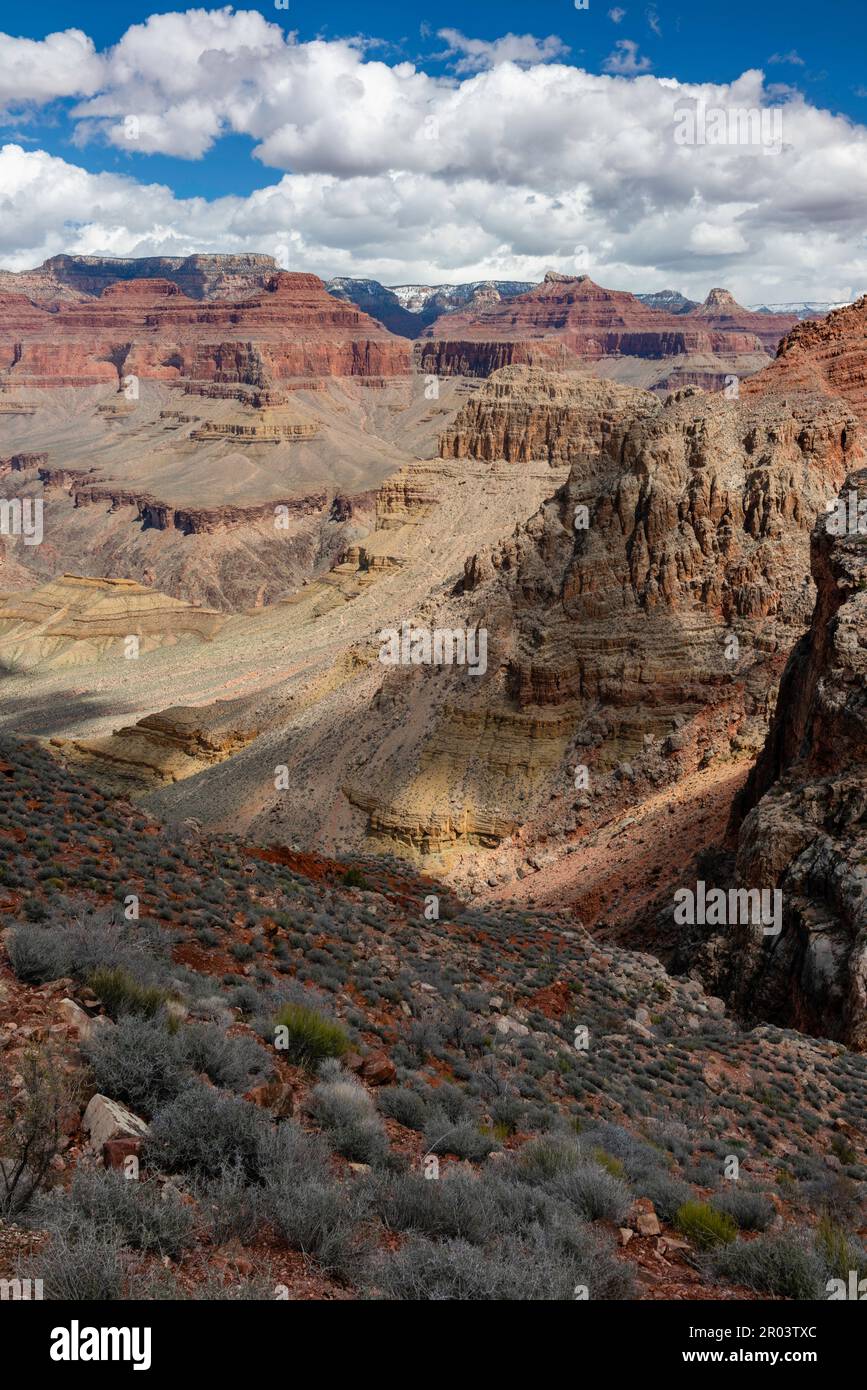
(493, 1014, 530, 1038)
(359, 1051, 397, 1086)
(245, 1082, 295, 1117)
(82, 1094, 149, 1152)
(637, 1211, 662, 1237)
(103, 1137, 143, 1171)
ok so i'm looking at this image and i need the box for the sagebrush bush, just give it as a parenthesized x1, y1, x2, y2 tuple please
(21, 1224, 126, 1301)
(309, 1077, 389, 1164)
(549, 1161, 631, 1224)
(709, 1229, 826, 1299)
(180, 1023, 273, 1093)
(711, 1187, 774, 1232)
(368, 1222, 632, 1301)
(267, 1178, 368, 1282)
(376, 1086, 428, 1131)
(60, 1169, 195, 1258)
(85, 1015, 184, 1117)
(145, 1085, 271, 1181)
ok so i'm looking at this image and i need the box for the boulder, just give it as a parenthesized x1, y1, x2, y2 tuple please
(82, 1094, 149, 1152)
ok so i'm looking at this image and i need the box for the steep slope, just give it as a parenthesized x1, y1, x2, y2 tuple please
(688, 289, 795, 354)
(719, 469, 867, 1047)
(3, 736, 865, 1303)
(0, 273, 411, 389)
(417, 274, 788, 389)
(744, 296, 867, 425)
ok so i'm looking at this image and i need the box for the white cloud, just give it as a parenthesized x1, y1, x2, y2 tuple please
(603, 40, 652, 75)
(435, 29, 570, 74)
(608, 9, 627, 23)
(0, 13, 865, 303)
(0, 28, 103, 106)
(769, 50, 805, 66)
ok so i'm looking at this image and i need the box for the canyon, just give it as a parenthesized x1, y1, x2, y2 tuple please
(2, 254, 866, 1052)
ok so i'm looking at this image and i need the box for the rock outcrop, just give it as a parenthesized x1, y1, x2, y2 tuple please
(0, 574, 225, 670)
(744, 295, 867, 424)
(721, 468, 867, 1047)
(440, 367, 657, 464)
(0, 253, 280, 303)
(417, 274, 796, 385)
(0, 273, 411, 388)
(689, 288, 795, 353)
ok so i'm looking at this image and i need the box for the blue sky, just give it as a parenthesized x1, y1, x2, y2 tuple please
(0, 3, 864, 300)
(3, 1, 864, 196)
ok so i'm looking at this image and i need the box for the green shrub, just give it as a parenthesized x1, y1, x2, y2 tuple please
(675, 1200, 738, 1249)
(88, 966, 169, 1020)
(272, 1003, 349, 1068)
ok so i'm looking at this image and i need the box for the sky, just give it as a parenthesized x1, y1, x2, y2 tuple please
(0, 1, 865, 302)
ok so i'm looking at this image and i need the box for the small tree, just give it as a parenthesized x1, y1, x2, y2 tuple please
(0, 1047, 66, 1216)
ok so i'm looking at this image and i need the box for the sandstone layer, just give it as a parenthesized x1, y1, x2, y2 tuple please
(417, 273, 798, 387)
(0, 273, 411, 389)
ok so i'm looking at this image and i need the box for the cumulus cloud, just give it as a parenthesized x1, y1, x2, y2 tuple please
(608, 8, 627, 22)
(769, 50, 805, 66)
(0, 28, 103, 106)
(0, 11, 865, 304)
(435, 29, 570, 73)
(603, 39, 652, 75)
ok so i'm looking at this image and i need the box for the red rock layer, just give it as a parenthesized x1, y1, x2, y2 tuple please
(417, 274, 789, 377)
(744, 295, 867, 424)
(689, 288, 795, 353)
(0, 273, 411, 387)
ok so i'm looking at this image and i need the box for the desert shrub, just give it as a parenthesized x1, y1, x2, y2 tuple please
(634, 1170, 692, 1222)
(675, 1200, 738, 1250)
(512, 1134, 581, 1185)
(180, 1023, 273, 1093)
(267, 1178, 368, 1282)
(20, 1223, 126, 1301)
(146, 1085, 271, 1181)
(6, 912, 170, 992)
(88, 967, 169, 1020)
(368, 1223, 632, 1301)
(815, 1214, 867, 1283)
(377, 1086, 428, 1131)
(84, 1015, 183, 1117)
(0, 1048, 65, 1217)
(423, 1115, 498, 1162)
(308, 1076, 389, 1164)
(711, 1187, 774, 1232)
(272, 1002, 349, 1068)
(548, 1162, 631, 1224)
(579, 1122, 667, 1183)
(60, 1169, 194, 1258)
(258, 1119, 332, 1191)
(200, 1162, 267, 1245)
(709, 1229, 826, 1299)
